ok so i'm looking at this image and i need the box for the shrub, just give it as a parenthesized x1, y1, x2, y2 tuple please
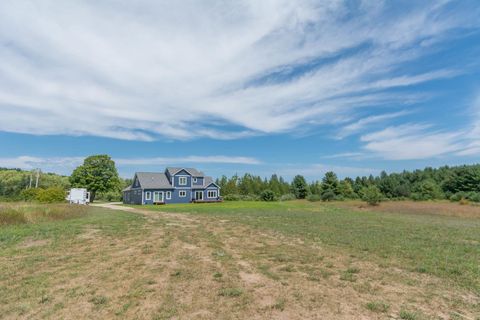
(279, 193, 296, 201)
(20, 188, 41, 201)
(411, 180, 443, 200)
(241, 194, 259, 201)
(450, 192, 465, 202)
(223, 194, 241, 201)
(321, 190, 335, 201)
(467, 192, 480, 203)
(361, 185, 383, 206)
(223, 194, 259, 201)
(260, 189, 277, 201)
(97, 191, 122, 202)
(306, 194, 321, 202)
(36, 187, 66, 203)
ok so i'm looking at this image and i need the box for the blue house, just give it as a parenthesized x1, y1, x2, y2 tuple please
(123, 167, 221, 205)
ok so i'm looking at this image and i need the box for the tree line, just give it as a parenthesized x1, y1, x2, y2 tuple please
(216, 164, 480, 203)
(2, 155, 479, 204)
(0, 155, 130, 202)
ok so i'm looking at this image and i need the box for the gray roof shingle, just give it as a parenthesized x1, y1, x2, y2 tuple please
(129, 169, 219, 190)
(136, 172, 173, 189)
(166, 167, 204, 177)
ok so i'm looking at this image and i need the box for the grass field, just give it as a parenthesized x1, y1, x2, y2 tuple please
(1, 200, 479, 319)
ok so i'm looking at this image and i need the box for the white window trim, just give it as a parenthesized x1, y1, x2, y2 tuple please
(207, 190, 217, 198)
(179, 177, 187, 186)
(166, 191, 172, 200)
(145, 191, 151, 201)
(179, 190, 187, 197)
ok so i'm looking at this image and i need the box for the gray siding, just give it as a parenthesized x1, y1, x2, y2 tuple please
(192, 177, 204, 187)
(123, 188, 142, 205)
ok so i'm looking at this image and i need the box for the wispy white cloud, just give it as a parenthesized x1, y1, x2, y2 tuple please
(360, 123, 465, 160)
(335, 110, 412, 139)
(115, 156, 262, 166)
(0, 1, 477, 141)
(0, 155, 262, 174)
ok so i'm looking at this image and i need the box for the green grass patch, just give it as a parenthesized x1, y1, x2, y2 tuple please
(218, 287, 243, 297)
(365, 301, 389, 313)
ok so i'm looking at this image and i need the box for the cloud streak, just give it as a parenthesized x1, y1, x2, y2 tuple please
(0, 1, 478, 141)
(0, 155, 262, 174)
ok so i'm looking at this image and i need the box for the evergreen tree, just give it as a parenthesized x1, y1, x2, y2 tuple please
(291, 175, 308, 199)
(321, 171, 339, 197)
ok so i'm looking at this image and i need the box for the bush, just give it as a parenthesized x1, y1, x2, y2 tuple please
(36, 187, 66, 203)
(260, 189, 277, 201)
(306, 194, 321, 202)
(97, 191, 122, 202)
(223, 194, 241, 201)
(321, 190, 336, 201)
(279, 193, 296, 201)
(450, 192, 466, 202)
(468, 192, 480, 203)
(20, 188, 41, 201)
(361, 185, 383, 206)
(223, 194, 259, 201)
(411, 180, 443, 200)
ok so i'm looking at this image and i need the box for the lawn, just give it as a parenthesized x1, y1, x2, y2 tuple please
(140, 200, 480, 294)
(1, 201, 479, 319)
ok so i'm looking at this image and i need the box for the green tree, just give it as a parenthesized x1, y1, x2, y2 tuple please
(291, 175, 308, 199)
(338, 179, 356, 199)
(361, 185, 383, 206)
(411, 180, 443, 200)
(321, 171, 339, 199)
(69, 155, 120, 202)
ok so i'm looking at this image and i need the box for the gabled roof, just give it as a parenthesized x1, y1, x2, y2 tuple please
(135, 172, 173, 189)
(204, 176, 220, 188)
(166, 167, 204, 177)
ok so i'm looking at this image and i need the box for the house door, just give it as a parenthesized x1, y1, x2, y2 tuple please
(153, 191, 164, 202)
(195, 191, 203, 201)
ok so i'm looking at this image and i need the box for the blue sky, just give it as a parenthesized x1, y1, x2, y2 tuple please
(0, 1, 480, 180)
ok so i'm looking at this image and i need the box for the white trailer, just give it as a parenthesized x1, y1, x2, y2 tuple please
(66, 188, 90, 205)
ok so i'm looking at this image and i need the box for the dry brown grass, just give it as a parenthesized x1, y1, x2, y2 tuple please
(1, 203, 478, 319)
(0, 203, 88, 225)
(339, 199, 480, 219)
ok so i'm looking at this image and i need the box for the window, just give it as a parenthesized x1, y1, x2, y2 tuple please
(179, 177, 187, 185)
(166, 191, 172, 200)
(207, 190, 217, 198)
(193, 177, 197, 183)
(179, 190, 187, 197)
(145, 191, 151, 200)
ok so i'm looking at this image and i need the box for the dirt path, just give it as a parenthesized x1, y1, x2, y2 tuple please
(3, 203, 479, 319)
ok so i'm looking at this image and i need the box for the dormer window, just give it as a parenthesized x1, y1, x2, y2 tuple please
(179, 177, 187, 185)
